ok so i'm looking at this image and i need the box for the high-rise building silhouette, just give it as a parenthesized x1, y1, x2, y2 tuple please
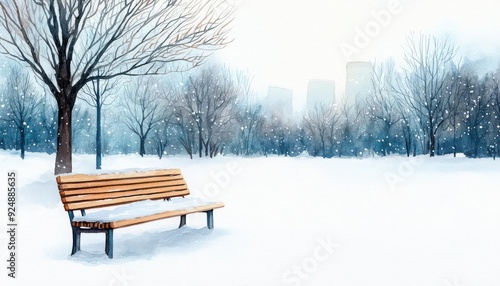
(306, 80, 336, 111)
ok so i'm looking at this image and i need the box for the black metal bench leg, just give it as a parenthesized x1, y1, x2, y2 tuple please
(206, 210, 214, 229)
(105, 229, 114, 259)
(71, 228, 81, 255)
(179, 215, 187, 228)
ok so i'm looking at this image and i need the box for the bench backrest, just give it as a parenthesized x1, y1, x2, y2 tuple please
(57, 169, 190, 211)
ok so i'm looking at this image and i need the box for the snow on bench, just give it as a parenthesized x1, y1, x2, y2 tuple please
(56, 169, 224, 259)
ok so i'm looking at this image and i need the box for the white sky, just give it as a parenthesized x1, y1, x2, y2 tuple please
(216, 0, 500, 111)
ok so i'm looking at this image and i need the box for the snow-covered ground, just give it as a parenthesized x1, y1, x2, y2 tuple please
(1, 150, 499, 286)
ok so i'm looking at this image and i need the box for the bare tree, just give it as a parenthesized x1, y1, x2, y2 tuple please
(369, 60, 401, 155)
(395, 32, 457, 157)
(258, 115, 290, 156)
(462, 73, 493, 158)
(174, 109, 196, 159)
(168, 86, 196, 158)
(180, 65, 237, 158)
(233, 70, 262, 156)
(337, 99, 363, 157)
(303, 103, 341, 158)
(491, 69, 500, 158)
(235, 102, 262, 156)
(80, 73, 118, 169)
(0, 0, 233, 174)
(395, 99, 418, 157)
(1, 65, 41, 159)
(121, 78, 164, 157)
(152, 119, 175, 159)
(445, 62, 470, 157)
(150, 81, 178, 159)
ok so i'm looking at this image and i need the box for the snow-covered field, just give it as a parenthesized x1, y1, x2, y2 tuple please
(1, 150, 499, 286)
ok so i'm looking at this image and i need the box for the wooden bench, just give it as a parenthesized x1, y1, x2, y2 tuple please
(56, 169, 224, 258)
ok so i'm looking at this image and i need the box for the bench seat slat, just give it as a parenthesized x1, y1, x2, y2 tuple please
(58, 174, 184, 191)
(56, 169, 181, 184)
(64, 191, 190, 211)
(60, 180, 187, 197)
(71, 198, 224, 229)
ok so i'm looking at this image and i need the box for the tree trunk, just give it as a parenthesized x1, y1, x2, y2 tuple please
(209, 142, 216, 158)
(321, 137, 326, 158)
(405, 136, 410, 157)
(429, 133, 435, 157)
(204, 135, 210, 157)
(403, 124, 411, 157)
(139, 137, 146, 157)
(157, 141, 163, 159)
(55, 103, 73, 174)
(428, 112, 435, 157)
(94, 78, 102, 169)
(497, 139, 500, 159)
(96, 101, 102, 169)
(20, 126, 25, 160)
(494, 142, 497, 160)
(452, 116, 457, 157)
(198, 132, 203, 158)
(405, 138, 410, 157)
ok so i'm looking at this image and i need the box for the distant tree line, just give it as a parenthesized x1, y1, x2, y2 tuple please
(303, 33, 500, 159)
(1, 33, 499, 164)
